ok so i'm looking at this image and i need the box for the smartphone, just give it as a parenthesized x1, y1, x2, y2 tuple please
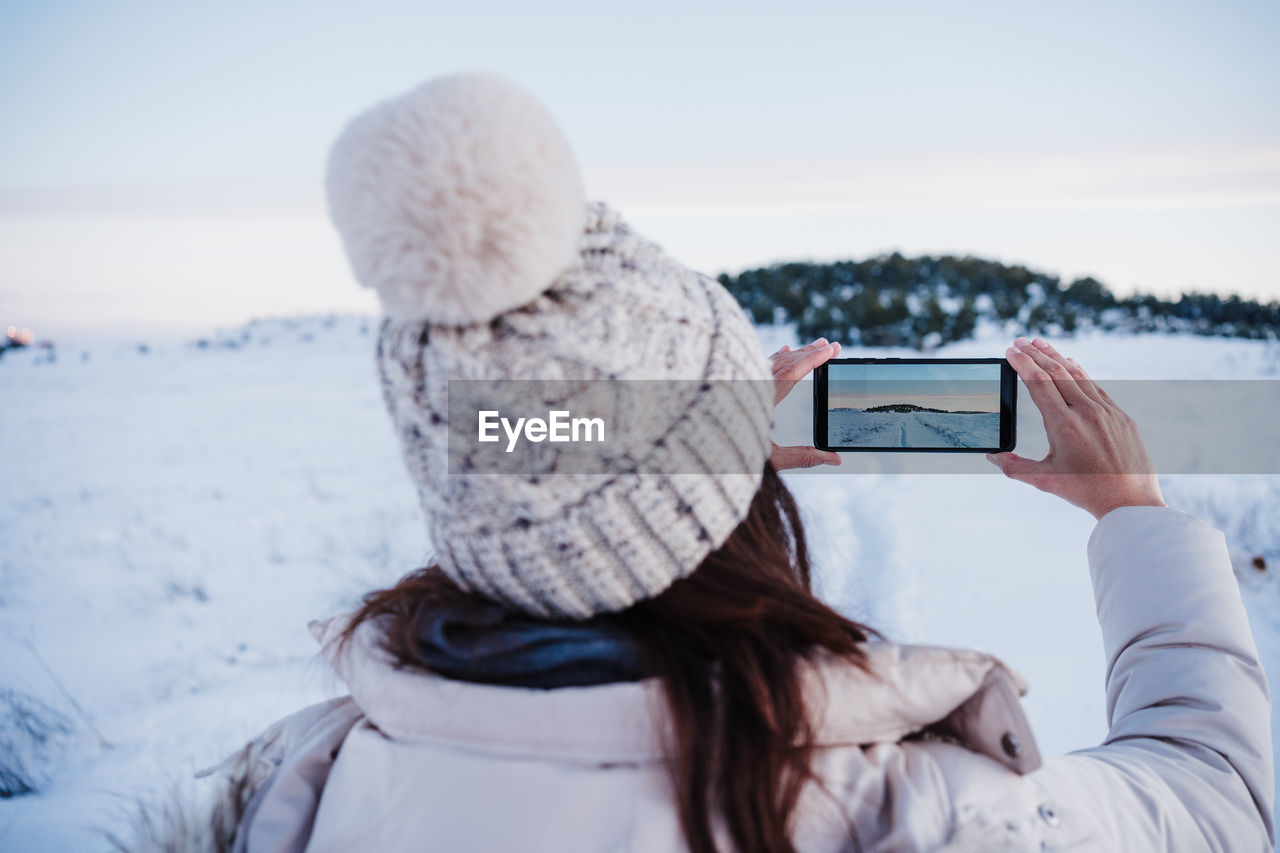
(813, 358, 1017, 452)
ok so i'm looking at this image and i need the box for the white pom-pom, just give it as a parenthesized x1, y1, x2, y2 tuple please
(326, 73, 586, 325)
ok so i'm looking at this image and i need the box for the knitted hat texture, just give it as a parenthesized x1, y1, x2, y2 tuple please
(326, 74, 773, 619)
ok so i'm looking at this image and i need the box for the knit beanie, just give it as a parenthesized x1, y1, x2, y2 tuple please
(326, 73, 773, 619)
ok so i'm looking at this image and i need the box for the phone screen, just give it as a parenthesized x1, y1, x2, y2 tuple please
(815, 359, 1015, 452)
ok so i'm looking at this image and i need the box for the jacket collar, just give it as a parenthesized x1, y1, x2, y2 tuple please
(310, 612, 1042, 775)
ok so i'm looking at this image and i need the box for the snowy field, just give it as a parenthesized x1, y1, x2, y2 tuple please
(828, 408, 1000, 449)
(3, 316, 1280, 850)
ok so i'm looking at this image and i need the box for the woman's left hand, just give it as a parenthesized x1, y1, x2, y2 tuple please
(769, 339, 843, 470)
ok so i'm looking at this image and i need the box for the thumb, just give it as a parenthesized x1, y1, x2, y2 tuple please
(772, 444, 842, 470)
(986, 452, 1043, 484)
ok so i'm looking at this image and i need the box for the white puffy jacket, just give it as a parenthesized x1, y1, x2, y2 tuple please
(209, 507, 1273, 851)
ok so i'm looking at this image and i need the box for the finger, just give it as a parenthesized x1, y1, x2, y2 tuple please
(1064, 356, 1120, 410)
(796, 342, 840, 376)
(986, 451, 1046, 485)
(1091, 376, 1116, 405)
(773, 342, 837, 380)
(1032, 339, 1099, 398)
(1029, 338, 1102, 404)
(771, 346, 806, 372)
(772, 345, 792, 356)
(783, 340, 840, 366)
(1006, 344, 1067, 416)
(772, 444, 842, 470)
(1015, 338, 1092, 408)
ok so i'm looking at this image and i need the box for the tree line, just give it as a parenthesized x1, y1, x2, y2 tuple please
(716, 253, 1280, 349)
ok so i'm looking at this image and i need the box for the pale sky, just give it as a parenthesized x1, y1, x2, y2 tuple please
(829, 363, 1002, 412)
(1, 0, 1278, 339)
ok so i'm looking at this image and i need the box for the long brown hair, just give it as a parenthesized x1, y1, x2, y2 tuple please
(344, 464, 874, 853)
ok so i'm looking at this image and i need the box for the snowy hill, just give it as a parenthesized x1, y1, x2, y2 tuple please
(2, 316, 1279, 850)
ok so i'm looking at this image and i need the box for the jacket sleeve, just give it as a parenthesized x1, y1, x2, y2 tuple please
(1030, 506, 1274, 851)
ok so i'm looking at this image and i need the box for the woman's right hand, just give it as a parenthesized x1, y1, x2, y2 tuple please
(987, 337, 1165, 520)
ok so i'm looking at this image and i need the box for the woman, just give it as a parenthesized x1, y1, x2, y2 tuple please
(194, 74, 1271, 852)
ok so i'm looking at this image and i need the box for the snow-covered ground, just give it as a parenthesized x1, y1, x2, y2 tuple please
(2, 317, 1279, 850)
(828, 408, 1001, 449)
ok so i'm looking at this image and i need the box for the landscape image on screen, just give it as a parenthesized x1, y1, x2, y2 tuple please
(827, 363, 1001, 449)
